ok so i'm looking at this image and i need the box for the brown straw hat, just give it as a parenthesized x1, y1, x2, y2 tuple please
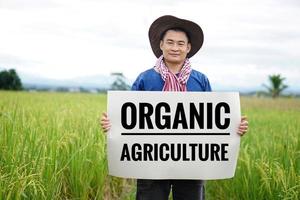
(148, 15, 204, 58)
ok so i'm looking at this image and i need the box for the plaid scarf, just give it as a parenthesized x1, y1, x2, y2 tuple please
(154, 55, 192, 91)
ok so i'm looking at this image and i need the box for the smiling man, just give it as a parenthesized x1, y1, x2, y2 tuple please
(160, 29, 191, 73)
(100, 15, 248, 200)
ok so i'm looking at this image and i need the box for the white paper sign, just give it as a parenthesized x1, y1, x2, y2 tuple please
(107, 91, 241, 180)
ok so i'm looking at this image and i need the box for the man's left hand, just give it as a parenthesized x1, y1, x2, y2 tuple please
(238, 116, 248, 136)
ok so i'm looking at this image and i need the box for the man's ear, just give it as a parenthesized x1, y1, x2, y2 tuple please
(187, 43, 191, 53)
(160, 40, 163, 50)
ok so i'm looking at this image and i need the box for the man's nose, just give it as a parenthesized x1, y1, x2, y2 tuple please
(171, 43, 179, 51)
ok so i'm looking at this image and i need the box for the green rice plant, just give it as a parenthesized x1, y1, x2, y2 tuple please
(0, 92, 109, 199)
(0, 92, 299, 199)
(206, 97, 300, 200)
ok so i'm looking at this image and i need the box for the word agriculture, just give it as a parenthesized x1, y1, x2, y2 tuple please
(120, 143, 229, 162)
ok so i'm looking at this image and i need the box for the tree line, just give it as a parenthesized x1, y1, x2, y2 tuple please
(0, 68, 290, 98)
(0, 69, 22, 90)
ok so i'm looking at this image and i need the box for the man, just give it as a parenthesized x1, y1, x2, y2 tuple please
(100, 15, 248, 200)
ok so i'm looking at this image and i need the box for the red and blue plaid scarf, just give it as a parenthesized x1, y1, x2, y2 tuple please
(154, 55, 192, 91)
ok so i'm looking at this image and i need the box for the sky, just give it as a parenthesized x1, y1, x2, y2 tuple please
(0, 0, 299, 91)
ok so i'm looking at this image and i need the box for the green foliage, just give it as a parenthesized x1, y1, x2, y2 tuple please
(263, 74, 288, 98)
(0, 69, 23, 90)
(206, 97, 300, 200)
(0, 92, 109, 199)
(110, 73, 130, 91)
(0, 92, 299, 199)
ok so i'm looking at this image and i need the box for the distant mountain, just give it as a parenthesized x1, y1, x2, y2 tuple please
(18, 71, 132, 90)
(1, 68, 298, 94)
(211, 82, 299, 95)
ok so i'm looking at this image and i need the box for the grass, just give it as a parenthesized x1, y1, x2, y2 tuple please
(0, 91, 299, 199)
(206, 97, 300, 199)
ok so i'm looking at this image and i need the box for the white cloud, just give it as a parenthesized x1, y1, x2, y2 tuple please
(0, 0, 299, 90)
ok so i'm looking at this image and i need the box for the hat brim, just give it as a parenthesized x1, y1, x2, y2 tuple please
(148, 15, 204, 58)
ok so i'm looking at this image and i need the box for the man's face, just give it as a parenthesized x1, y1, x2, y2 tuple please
(160, 30, 191, 65)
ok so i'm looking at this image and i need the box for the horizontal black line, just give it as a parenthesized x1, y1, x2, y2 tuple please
(121, 133, 230, 136)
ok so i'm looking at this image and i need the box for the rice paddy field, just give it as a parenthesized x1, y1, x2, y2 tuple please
(0, 91, 299, 200)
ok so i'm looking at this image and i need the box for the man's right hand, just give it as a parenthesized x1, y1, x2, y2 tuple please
(99, 112, 111, 133)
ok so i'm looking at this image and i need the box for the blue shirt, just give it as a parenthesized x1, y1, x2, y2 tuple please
(132, 68, 212, 92)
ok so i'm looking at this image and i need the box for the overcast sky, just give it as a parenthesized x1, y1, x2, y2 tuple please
(0, 0, 299, 91)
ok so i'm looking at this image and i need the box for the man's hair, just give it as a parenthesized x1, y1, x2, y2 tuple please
(160, 27, 191, 43)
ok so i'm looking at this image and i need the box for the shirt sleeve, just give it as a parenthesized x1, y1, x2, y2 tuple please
(131, 73, 144, 91)
(204, 76, 212, 92)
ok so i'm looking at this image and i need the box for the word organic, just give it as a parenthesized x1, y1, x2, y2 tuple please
(121, 102, 230, 130)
